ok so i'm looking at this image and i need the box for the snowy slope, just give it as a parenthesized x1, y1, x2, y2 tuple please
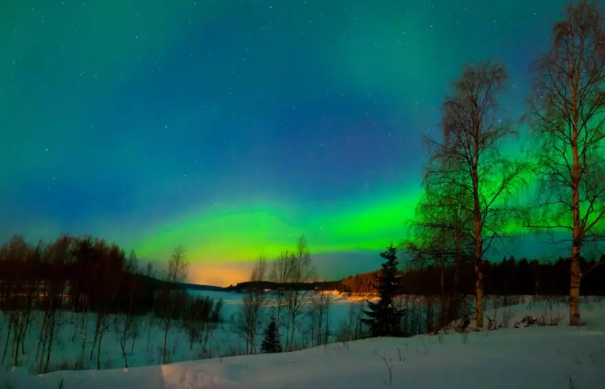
(2, 298, 604, 389)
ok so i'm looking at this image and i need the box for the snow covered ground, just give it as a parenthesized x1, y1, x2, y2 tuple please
(0, 291, 369, 373)
(1, 294, 604, 388)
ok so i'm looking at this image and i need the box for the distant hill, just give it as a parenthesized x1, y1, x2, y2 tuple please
(140, 277, 345, 293)
(225, 280, 343, 292)
(176, 282, 226, 292)
(138, 275, 345, 293)
(131, 274, 227, 292)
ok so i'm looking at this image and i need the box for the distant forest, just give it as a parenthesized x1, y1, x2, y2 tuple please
(338, 256, 605, 296)
(0, 234, 223, 314)
(232, 255, 605, 297)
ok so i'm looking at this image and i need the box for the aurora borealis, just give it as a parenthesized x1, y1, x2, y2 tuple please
(0, 0, 574, 285)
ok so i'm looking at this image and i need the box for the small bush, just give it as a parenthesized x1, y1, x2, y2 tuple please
(514, 315, 538, 328)
(536, 311, 564, 327)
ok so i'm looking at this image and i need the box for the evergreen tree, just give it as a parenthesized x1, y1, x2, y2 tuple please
(261, 317, 281, 353)
(362, 244, 406, 337)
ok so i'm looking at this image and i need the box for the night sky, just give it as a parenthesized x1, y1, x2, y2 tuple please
(1, 0, 571, 285)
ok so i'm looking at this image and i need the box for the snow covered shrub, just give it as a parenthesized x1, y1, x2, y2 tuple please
(536, 310, 564, 327)
(514, 315, 539, 328)
(547, 312, 564, 326)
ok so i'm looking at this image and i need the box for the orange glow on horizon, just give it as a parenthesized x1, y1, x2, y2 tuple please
(189, 262, 253, 287)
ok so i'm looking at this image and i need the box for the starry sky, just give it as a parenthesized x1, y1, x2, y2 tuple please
(0, 0, 574, 286)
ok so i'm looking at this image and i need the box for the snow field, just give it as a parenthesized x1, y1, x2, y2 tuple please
(0, 293, 604, 388)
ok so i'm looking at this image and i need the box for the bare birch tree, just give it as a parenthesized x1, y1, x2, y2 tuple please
(427, 61, 527, 327)
(236, 256, 267, 354)
(284, 236, 315, 350)
(310, 290, 332, 346)
(526, 0, 605, 325)
(118, 251, 139, 368)
(269, 250, 290, 331)
(158, 245, 188, 364)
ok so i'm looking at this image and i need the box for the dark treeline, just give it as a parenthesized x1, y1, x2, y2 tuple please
(341, 256, 605, 296)
(2, 234, 181, 313)
(0, 234, 222, 372)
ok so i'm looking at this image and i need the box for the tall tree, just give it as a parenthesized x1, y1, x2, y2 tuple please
(526, 0, 605, 325)
(426, 61, 526, 327)
(362, 244, 405, 337)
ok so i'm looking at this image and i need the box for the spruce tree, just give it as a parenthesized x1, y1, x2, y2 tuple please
(261, 318, 281, 353)
(362, 244, 406, 337)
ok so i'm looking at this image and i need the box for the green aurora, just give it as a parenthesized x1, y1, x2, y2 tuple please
(2, 0, 596, 285)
